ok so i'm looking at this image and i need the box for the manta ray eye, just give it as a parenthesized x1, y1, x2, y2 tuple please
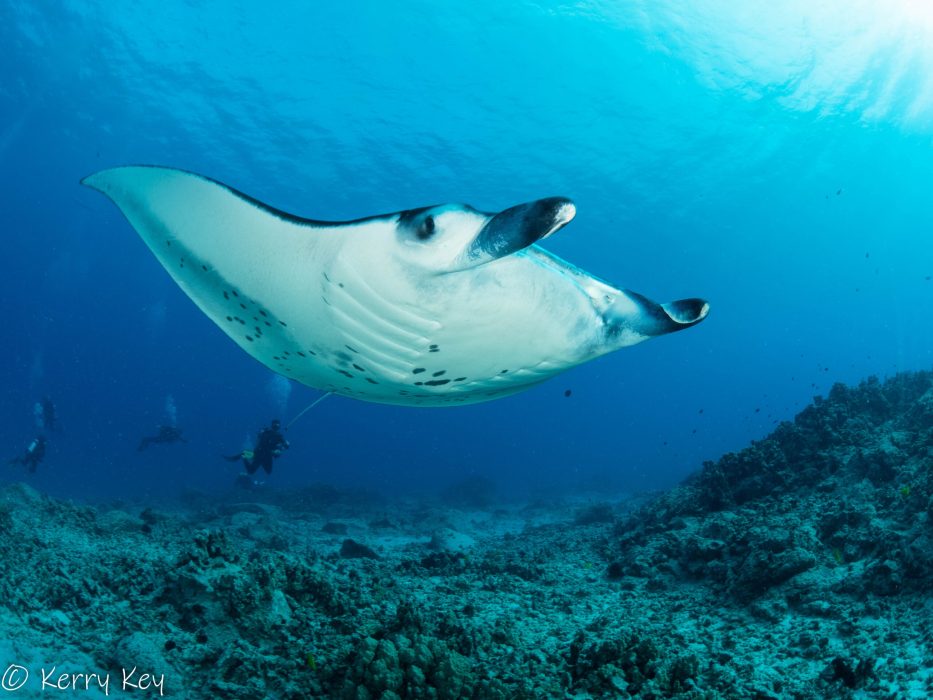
(417, 215, 435, 240)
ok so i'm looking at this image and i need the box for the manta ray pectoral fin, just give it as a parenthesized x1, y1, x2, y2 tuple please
(80, 166, 329, 379)
(466, 196, 575, 264)
(605, 291, 709, 347)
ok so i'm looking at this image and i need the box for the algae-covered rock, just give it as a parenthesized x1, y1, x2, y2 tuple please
(339, 538, 380, 559)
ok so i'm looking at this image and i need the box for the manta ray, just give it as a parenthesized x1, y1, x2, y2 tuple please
(83, 166, 709, 407)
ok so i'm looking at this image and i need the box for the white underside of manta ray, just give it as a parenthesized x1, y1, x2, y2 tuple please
(83, 166, 709, 407)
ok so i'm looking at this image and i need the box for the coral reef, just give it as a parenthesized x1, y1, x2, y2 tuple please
(1, 371, 933, 697)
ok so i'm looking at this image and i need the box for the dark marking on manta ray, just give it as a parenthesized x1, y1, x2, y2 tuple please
(166, 240, 172, 247)
(429, 344, 439, 353)
(417, 215, 436, 240)
(265, 321, 271, 327)
(226, 316, 233, 321)
(240, 303, 247, 309)
(279, 320, 287, 327)
(232, 290, 239, 297)
(259, 310, 267, 317)
(414, 381, 424, 386)
(245, 336, 253, 342)
(412, 368, 426, 374)
(398, 206, 434, 226)
(337, 369, 354, 379)
(345, 345, 359, 354)
(424, 379, 451, 386)
(308, 350, 317, 356)
(338, 282, 345, 288)
(223, 291, 229, 300)
(432, 370, 446, 377)
(454, 377, 466, 382)
(297, 351, 306, 358)
(323, 272, 331, 282)
(352, 364, 365, 372)
(365, 378, 378, 384)
(201, 264, 208, 271)
(283, 351, 291, 356)
(501, 369, 509, 374)
(322, 296, 331, 306)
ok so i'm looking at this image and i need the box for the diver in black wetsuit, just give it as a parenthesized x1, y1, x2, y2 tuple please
(224, 419, 289, 476)
(137, 425, 187, 451)
(8, 435, 47, 473)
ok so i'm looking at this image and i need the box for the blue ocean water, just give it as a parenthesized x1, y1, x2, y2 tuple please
(4, 0, 933, 502)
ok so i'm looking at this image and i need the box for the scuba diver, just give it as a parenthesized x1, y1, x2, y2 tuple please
(137, 425, 187, 451)
(224, 419, 289, 476)
(8, 435, 47, 473)
(34, 397, 59, 432)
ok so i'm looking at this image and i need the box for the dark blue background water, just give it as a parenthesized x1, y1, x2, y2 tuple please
(4, 1, 933, 502)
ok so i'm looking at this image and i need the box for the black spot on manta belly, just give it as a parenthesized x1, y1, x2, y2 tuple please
(413, 368, 426, 374)
(223, 291, 229, 300)
(432, 370, 446, 377)
(424, 379, 451, 386)
(352, 364, 366, 372)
